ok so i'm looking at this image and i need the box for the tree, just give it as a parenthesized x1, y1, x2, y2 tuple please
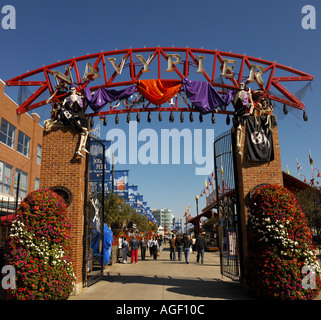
(130, 211, 153, 233)
(103, 193, 131, 230)
(203, 216, 218, 232)
(295, 188, 321, 244)
(102, 193, 157, 234)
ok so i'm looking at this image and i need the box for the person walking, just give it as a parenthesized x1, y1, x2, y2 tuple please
(192, 236, 197, 254)
(140, 236, 147, 261)
(147, 237, 153, 256)
(158, 234, 163, 256)
(122, 238, 129, 264)
(175, 234, 183, 261)
(196, 232, 206, 264)
(182, 234, 192, 264)
(129, 235, 139, 264)
(151, 236, 159, 260)
(169, 234, 176, 261)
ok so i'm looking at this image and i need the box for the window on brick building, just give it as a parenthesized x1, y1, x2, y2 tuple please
(0, 118, 16, 149)
(14, 169, 28, 199)
(37, 144, 42, 165)
(0, 161, 13, 195)
(35, 177, 40, 191)
(17, 131, 31, 158)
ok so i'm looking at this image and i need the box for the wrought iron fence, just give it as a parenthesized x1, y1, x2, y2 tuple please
(83, 135, 105, 287)
(0, 196, 22, 279)
(0, 196, 22, 248)
(214, 130, 235, 196)
(214, 130, 240, 281)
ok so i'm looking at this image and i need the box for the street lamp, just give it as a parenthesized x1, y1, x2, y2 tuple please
(310, 168, 321, 187)
(313, 168, 321, 178)
(300, 174, 308, 183)
(195, 195, 199, 234)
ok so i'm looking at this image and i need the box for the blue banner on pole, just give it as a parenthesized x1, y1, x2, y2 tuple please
(89, 140, 111, 182)
(113, 170, 129, 200)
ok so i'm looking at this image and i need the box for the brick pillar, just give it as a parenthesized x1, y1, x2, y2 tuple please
(40, 126, 88, 295)
(233, 116, 283, 286)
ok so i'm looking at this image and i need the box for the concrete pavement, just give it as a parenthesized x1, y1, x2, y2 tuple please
(69, 243, 253, 300)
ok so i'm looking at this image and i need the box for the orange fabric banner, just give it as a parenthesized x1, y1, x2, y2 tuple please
(137, 79, 181, 105)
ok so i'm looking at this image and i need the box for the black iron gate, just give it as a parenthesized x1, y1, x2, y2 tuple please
(214, 130, 240, 281)
(83, 135, 105, 287)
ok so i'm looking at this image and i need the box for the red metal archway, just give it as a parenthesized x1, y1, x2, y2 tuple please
(6, 47, 313, 118)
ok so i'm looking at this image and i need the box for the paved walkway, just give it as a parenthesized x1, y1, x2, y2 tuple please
(69, 243, 253, 300)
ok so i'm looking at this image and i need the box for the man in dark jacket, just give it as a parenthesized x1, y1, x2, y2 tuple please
(140, 236, 147, 261)
(175, 235, 183, 261)
(129, 235, 140, 263)
(181, 234, 191, 264)
(196, 232, 206, 264)
(169, 235, 176, 261)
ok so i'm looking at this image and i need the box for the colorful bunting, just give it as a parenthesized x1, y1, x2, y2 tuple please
(137, 79, 181, 106)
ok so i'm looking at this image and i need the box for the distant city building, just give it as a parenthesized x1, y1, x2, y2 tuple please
(151, 208, 174, 231)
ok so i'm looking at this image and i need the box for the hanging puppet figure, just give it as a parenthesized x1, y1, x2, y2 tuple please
(232, 82, 254, 155)
(256, 98, 274, 129)
(62, 86, 89, 158)
(44, 83, 69, 131)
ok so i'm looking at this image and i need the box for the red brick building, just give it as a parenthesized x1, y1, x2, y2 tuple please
(0, 79, 43, 201)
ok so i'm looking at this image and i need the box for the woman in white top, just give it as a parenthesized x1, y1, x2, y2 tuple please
(151, 237, 159, 260)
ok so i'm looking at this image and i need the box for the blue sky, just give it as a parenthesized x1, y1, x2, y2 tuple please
(1, 0, 321, 221)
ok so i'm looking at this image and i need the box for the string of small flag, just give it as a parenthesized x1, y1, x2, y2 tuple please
(200, 171, 215, 197)
(183, 204, 192, 220)
(286, 150, 320, 182)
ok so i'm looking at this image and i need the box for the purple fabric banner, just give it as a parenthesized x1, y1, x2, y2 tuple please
(84, 85, 137, 112)
(182, 78, 233, 114)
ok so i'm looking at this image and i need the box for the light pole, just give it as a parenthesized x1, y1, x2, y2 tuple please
(311, 168, 321, 188)
(111, 152, 115, 193)
(195, 195, 199, 234)
(313, 168, 321, 178)
(300, 174, 308, 183)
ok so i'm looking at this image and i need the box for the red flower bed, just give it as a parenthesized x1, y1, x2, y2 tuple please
(5, 189, 75, 300)
(247, 184, 321, 299)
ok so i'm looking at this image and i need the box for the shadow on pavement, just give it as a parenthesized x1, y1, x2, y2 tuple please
(102, 273, 253, 300)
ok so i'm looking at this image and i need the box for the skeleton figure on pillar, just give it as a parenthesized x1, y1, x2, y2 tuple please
(62, 86, 89, 158)
(232, 82, 254, 155)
